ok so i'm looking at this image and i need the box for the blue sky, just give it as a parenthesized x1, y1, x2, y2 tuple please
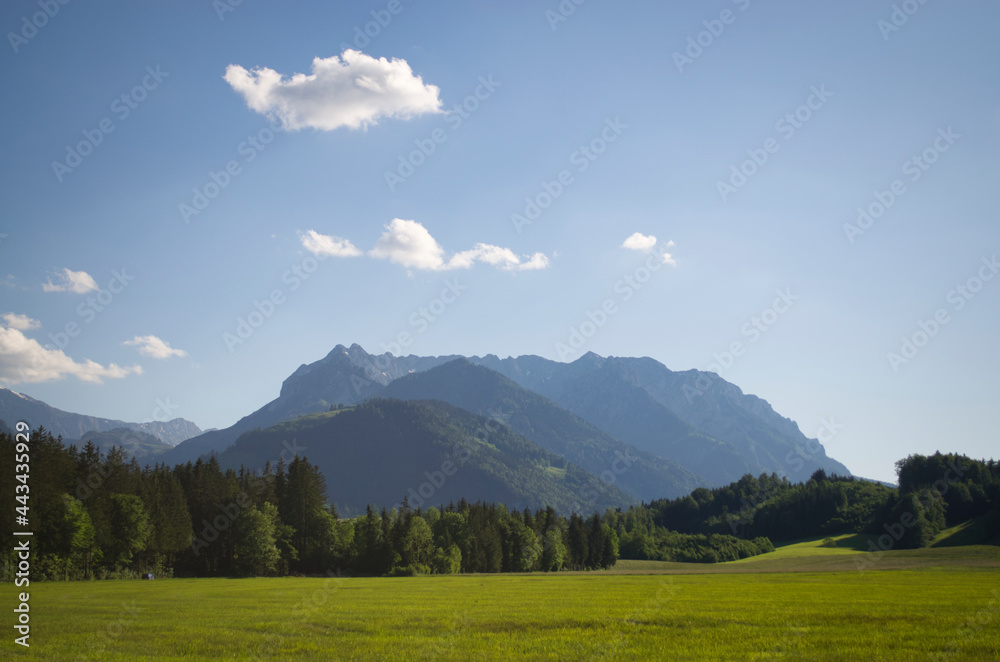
(1, 0, 997, 482)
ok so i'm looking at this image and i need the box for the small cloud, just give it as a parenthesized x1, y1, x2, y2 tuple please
(123, 335, 188, 360)
(1, 313, 40, 331)
(42, 268, 98, 294)
(223, 50, 443, 131)
(369, 219, 550, 272)
(448, 244, 549, 271)
(0, 325, 141, 384)
(660, 245, 677, 266)
(622, 232, 658, 252)
(301, 230, 362, 258)
(622, 232, 676, 266)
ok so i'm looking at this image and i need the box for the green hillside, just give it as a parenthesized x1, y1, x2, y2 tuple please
(217, 398, 637, 515)
(381, 358, 703, 500)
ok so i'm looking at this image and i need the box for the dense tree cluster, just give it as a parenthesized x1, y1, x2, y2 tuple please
(0, 428, 624, 579)
(606, 505, 774, 563)
(644, 454, 999, 550)
(645, 471, 895, 541)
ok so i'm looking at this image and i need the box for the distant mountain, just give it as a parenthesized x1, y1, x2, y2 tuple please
(380, 359, 702, 500)
(0, 385, 202, 447)
(166, 343, 851, 490)
(216, 398, 635, 516)
(78, 427, 172, 463)
(163, 344, 459, 464)
(470, 354, 749, 485)
(473, 352, 851, 483)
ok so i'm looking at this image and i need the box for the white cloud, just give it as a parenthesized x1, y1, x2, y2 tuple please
(622, 232, 677, 266)
(1, 313, 40, 331)
(448, 244, 550, 271)
(123, 335, 188, 360)
(369, 218, 447, 270)
(622, 232, 658, 252)
(364, 219, 550, 272)
(0, 326, 141, 384)
(300, 230, 362, 258)
(223, 50, 443, 131)
(42, 268, 98, 294)
(660, 245, 677, 266)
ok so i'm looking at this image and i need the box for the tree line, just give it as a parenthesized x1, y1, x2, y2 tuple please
(644, 453, 999, 549)
(2, 428, 631, 579)
(15, 429, 989, 580)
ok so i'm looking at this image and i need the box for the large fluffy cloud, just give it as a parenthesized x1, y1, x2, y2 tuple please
(368, 218, 448, 270)
(123, 335, 188, 360)
(42, 268, 98, 294)
(302, 219, 549, 272)
(223, 50, 443, 131)
(0, 326, 141, 384)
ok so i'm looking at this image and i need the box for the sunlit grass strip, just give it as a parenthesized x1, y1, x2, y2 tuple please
(14, 551, 1000, 661)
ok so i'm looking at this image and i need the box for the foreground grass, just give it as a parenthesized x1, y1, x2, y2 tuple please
(9, 545, 1000, 660)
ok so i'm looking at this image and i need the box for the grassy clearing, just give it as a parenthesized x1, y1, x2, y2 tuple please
(933, 512, 1000, 548)
(607, 535, 1000, 574)
(9, 544, 1000, 661)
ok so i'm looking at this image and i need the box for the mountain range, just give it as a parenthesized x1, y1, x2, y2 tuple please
(0, 385, 201, 447)
(161, 344, 849, 505)
(1, 344, 851, 513)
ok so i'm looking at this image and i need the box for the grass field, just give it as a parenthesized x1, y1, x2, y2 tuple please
(9, 540, 1000, 661)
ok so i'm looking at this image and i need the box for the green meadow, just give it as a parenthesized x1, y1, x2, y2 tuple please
(11, 540, 1000, 661)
